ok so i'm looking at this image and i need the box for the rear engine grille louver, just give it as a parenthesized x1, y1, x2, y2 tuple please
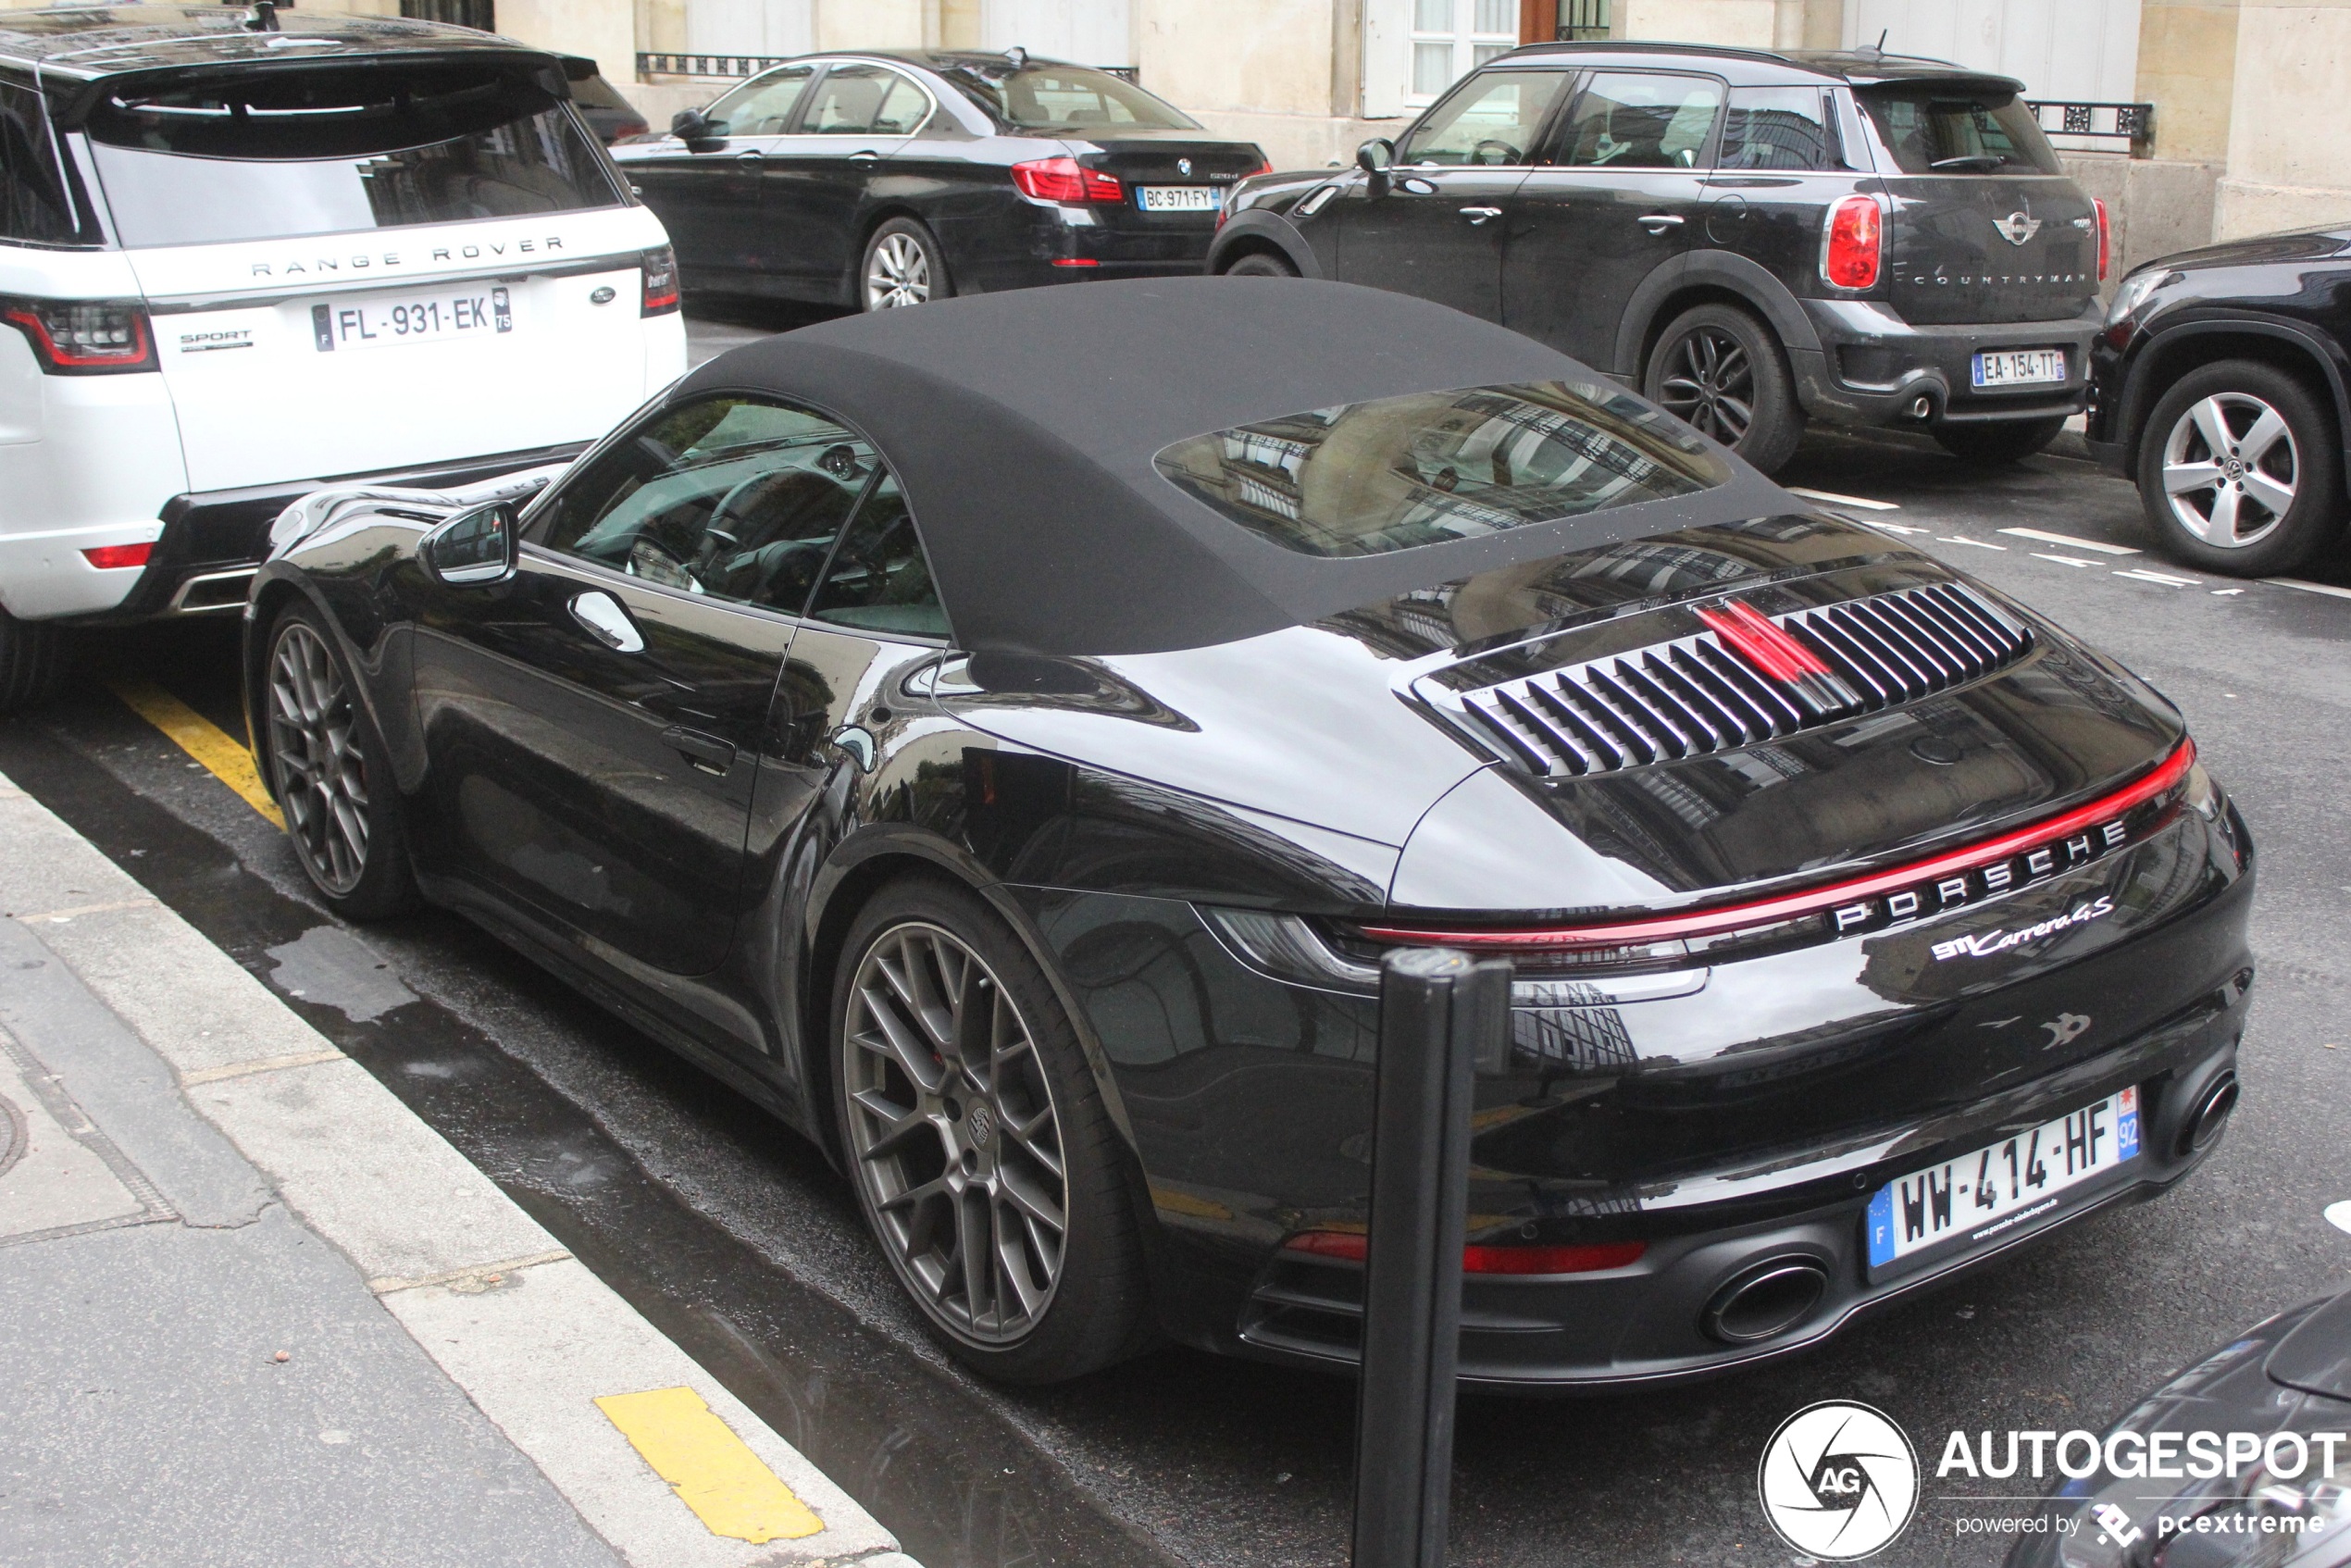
(1443, 583, 2032, 778)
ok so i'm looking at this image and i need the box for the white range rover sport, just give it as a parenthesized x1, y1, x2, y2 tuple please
(0, 5, 687, 705)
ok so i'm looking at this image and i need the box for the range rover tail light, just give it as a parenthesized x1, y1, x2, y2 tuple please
(2094, 197, 2110, 281)
(640, 246, 680, 316)
(1011, 156, 1124, 204)
(2, 297, 156, 374)
(1284, 1231, 1646, 1276)
(1822, 194, 1883, 291)
(81, 542, 154, 570)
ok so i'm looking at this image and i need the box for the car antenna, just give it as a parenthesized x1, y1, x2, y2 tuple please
(1003, 44, 1026, 68)
(1867, 28, 1887, 56)
(242, 0, 281, 31)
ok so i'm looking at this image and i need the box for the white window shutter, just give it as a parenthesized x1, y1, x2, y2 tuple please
(1362, 0, 1412, 119)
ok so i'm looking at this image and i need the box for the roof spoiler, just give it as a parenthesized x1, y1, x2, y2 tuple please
(42, 46, 577, 127)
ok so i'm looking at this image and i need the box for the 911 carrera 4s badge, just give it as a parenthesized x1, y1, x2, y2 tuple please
(1929, 896, 2115, 962)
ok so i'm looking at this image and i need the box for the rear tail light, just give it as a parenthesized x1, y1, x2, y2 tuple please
(1821, 194, 1883, 291)
(1011, 156, 1124, 204)
(2, 297, 156, 374)
(1284, 1231, 1646, 1275)
(640, 246, 680, 316)
(2094, 197, 2110, 282)
(81, 541, 154, 570)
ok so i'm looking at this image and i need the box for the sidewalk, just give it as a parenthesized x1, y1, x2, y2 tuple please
(0, 766, 919, 1568)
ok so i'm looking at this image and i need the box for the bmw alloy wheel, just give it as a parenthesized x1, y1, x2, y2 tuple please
(865, 232, 932, 310)
(842, 921, 1068, 1343)
(1655, 325, 1756, 445)
(267, 619, 370, 896)
(2160, 391, 2298, 549)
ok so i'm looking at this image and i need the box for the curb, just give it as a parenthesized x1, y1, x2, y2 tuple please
(0, 771, 922, 1568)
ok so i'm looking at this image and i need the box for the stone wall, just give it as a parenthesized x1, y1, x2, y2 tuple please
(2059, 155, 2221, 283)
(2214, 0, 2351, 239)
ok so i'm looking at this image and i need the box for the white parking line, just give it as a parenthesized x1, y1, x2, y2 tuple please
(2269, 577, 2351, 602)
(1865, 520, 1930, 535)
(1996, 527, 2141, 555)
(2114, 568, 2202, 587)
(1788, 485, 1900, 510)
(1938, 535, 2007, 550)
(2326, 1201, 2351, 1236)
(2031, 554, 2102, 568)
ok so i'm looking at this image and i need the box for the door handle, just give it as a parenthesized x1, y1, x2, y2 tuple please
(1637, 213, 1686, 233)
(1459, 205, 1503, 224)
(734, 150, 765, 165)
(848, 149, 882, 162)
(568, 591, 644, 653)
(661, 725, 737, 776)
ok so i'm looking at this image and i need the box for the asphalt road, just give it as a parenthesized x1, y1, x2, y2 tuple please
(6, 311, 2349, 1568)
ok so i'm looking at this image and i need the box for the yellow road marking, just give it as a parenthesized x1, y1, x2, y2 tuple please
(108, 678, 283, 829)
(594, 1387, 824, 1545)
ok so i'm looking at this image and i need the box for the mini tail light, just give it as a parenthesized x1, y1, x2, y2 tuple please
(81, 541, 154, 570)
(2094, 197, 2110, 282)
(1284, 1231, 1647, 1275)
(1011, 156, 1124, 204)
(2, 297, 157, 375)
(640, 246, 680, 315)
(1822, 194, 1883, 291)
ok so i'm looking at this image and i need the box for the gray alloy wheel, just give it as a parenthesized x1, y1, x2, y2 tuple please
(840, 920, 1069, 1345)
(1644, 302, 1803, 472)
(1655, 322, 1757, 446)
(2159, 390, 2298, 551)
(267, 617, 373, 897)
(863, 227, 936, 311)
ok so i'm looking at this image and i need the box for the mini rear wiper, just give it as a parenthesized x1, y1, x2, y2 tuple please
(1929, 154, 2007, 171)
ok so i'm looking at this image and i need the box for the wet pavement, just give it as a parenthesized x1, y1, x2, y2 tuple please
(6, 324, 2349, 1565)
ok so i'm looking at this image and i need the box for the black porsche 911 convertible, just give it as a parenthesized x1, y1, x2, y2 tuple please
(243, 278, 2254, 1389)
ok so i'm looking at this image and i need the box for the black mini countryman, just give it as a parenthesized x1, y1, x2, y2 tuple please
(243, 280, 2250, 1390)
(1210, 44, 2108, 476)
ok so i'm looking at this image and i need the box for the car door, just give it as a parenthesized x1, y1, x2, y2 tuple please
(1330, 66, 1571, 321)
(627, 64, 814, 284)
(1502, 70, 1725, 371)
(760, 62, 928, 292)
(407, 393, 878, 976)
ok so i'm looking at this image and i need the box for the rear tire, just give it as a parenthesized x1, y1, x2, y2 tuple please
(1643, 303, 1804, 474)
(0, 608, 68, 714)
(2134, 358, 2344, 577)
(861, 218, 951, 312)
(262, 604, 419, 920)
(1222, 251, 1299, 279)
(1933, 415, 2067, 466)
(831, 876, 1153, 1384)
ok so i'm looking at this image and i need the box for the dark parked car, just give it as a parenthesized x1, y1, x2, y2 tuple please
(562, 58, 650, 143)
(610, 50, 1266, 312)
(2007, 1282, 2350, 1566)
(1209, 43, 2108, 475)
(2088, 230, 2351, 577)
(244, 279, 2250, 1390)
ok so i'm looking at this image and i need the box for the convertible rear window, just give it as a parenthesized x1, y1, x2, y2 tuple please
(1857, 83, 2060, 175)
(1154, 381, 1731, 559)
(81, 62, 621, 247)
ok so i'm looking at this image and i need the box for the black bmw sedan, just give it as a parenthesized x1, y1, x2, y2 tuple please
(611, 50, 1267, 312)
(243, 279, 2253, 1389)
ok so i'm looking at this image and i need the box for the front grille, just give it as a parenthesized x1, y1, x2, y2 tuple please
(1436, 583, 2032, 778)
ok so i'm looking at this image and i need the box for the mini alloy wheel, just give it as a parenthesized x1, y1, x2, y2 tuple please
(864, 229, 935, 311)
(267, 618, 373, 896)
(1643, 303, 1802, 472)
(2159, 390, 2298, 550)
(1655, 324, 1756, 447)
(841, 920, 1068, 1344)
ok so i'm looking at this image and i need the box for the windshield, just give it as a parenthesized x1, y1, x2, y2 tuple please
(1154, 381, 1732, 559)
(82, 61, 621, 247)
(1857, 83, 2060, 175)
(939, 62, 1197, 131)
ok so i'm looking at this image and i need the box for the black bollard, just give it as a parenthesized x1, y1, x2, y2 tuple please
(1350, 946, 1511, 1568)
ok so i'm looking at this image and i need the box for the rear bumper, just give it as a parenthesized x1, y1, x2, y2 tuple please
(1796, 299, 2102, 430)
(60, 441, 591, 628)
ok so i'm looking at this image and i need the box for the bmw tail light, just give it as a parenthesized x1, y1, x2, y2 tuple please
(81, 541, 154, 570)
(640, 246, 680, 316)
(1821, 195, 1883, 291)
(2, 297, 156, 374)
(2094, 197, 2110, 281)
(1284, 1231, 1646, 1275)
(1011, 156, 1124, 204)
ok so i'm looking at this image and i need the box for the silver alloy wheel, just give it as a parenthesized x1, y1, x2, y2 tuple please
(1656, 326, 1756, 445)
(2160, 390, 2298, 549)
(842, 921, 1067, 1344)
(267, 619, 370, 896)
(864, 231, 932, 310)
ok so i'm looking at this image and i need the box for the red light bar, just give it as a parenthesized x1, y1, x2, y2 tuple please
(1284, 1231, 1646, 1275)
(1363, 739, 2197, 952)
(1695, 600, 1830, 682)
(1050, 257, 1101, 268)
(1012, 156, 1123, 204)
(81, 541, 153, 570)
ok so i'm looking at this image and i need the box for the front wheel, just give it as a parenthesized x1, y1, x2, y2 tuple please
(1933, 415, 2067, 466)
(1643, 303, 1804, 474)
(1221, 251, 1299, 279)
(861, 218, 950, 312)
(832, 877, 1152, 1384)
(0, 608, 68, 714)
(263, 606, 419, 919)
(2135, 359, 2344, 576)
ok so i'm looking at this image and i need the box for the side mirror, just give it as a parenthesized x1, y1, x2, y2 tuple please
(421, 501, 518, 587)
(1356, 138, 1396, 175)
(671, 107, 714, 144)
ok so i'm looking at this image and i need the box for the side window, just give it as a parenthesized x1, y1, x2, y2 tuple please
(804, 64, 926, 135)
(1719, 87, 1832, 171)
(1398, 69, 1568, 167)
(0, 81, 82, 244)
(807, 472, 947, 638)
(704, 66, 815, 137)
(537, 396, 876, 615)
(1555, 73, 1724, 169)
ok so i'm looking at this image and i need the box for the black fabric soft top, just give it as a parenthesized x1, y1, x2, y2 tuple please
(677, 277, 1791, 656)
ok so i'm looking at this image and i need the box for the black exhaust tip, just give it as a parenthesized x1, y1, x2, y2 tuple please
(2178, 1072, 2239, 1157)
(1701, 1258, 1829, 1346)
